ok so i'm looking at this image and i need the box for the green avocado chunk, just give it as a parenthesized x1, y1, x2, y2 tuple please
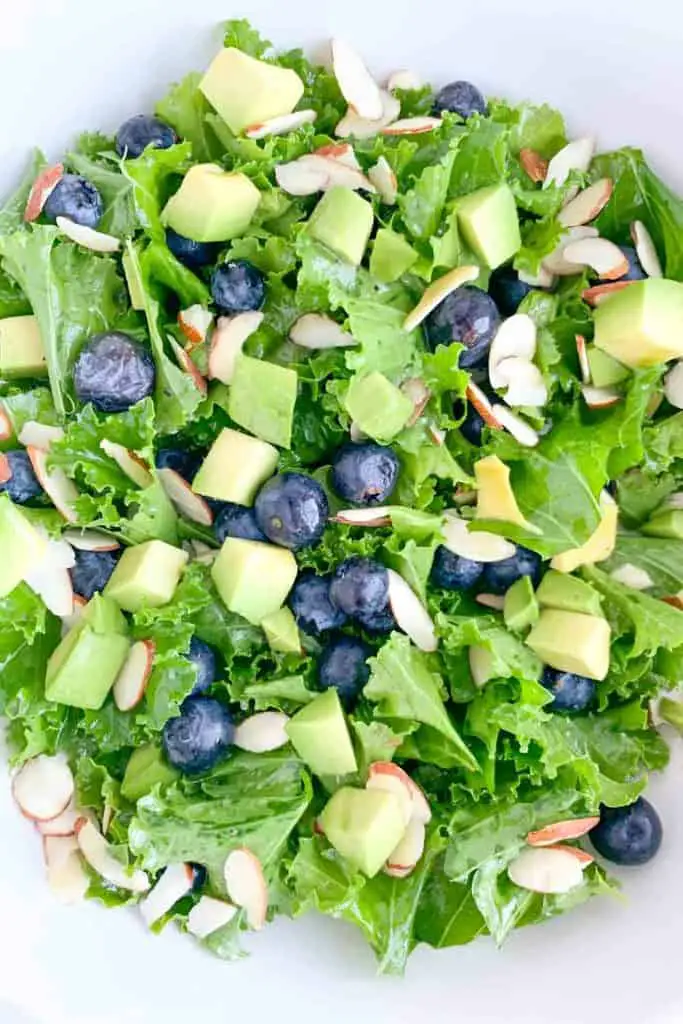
(286, 689, 358, 777)
(526, 609, 611, 681)
(0, 315, 47, 378)
(121, 744, 179, 802)
(319, 786, 407, 878)
(503, 575, 539, 633)
(344, 371, 413, 442)
(211, 537, 297, 625)
(536, 570, 603, 617)
(163, 164, 261, 243)
(0, 493, 47, 598)
(370, 228, 418, 283)
(307, 187, 374, 266)
(642, 509, 683, 539)
(261, 606, 301, 653)
(594, 278, 683, 368)
(105, 540, 188, 612)
(200, 47, 304, 134)
(456, 183, 521, 270)
(227, 355, 298, 449)
(192, 428, 278, 504)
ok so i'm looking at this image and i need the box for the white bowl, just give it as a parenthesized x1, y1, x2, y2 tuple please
(0, 2, 681, 1022)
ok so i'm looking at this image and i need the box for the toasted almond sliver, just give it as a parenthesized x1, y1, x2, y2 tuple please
(466, 381, 503, 429)
(562, 237, 629, 281)
(575, 335, 591, 385)
(331, 38, 383, 120)
(368, 156, 398, 205)
(275, 160, 330, 196)
(544, 137, 596, 194)
(508, 846, 585, 894)
(490, 405, 540, 447)
(386, 69, 422, 92)
(404, 265, 479, 332)
(499, 359, 548, 408)
(581, 280, 635, 307)
(335, 91, 400, 140)
(56, 216, 120, 253)
(519, 149, 548, 184)
(631, 220, 663, 279)
(381, 117, 442, 136)
(558, 178, 613, 228)
(245, 109, 317, 139)
(386, 569, 438, 653)
(488, 314, 537, 389)
(581, 384, 622, 409)
(542, 226, 599, 277)
(290, 313, 356, 350)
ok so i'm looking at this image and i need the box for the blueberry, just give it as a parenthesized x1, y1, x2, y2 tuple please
(358, 605, 396, 635)
(616, 245, 647, 282)
(481, 545, 543, 594)
(0, 450, 42, 504)
(162, 696, 234, 775)
(433, 81, 487, 120)
(211, 260, 265, 314)
(541, 667, 596, 713)
(488, 265, 534, 316)
(165, 228, 220, 270)
(186, 637, 217, 695)
(115, 114, 176, 159)
(331, 441, 400, 506)
(70, 548, 121, 600)
(289, 572, 348, 636)
(155, 448, 202, 481)
(190, 863, 208, 890)
(431, 546, 484, 591)
(426, 286, 501, 369)
(459, 402, 486, 447)
(254, 473, 328, 550)
(214, 503, 266, 544)
(73, 332, 156, 413)
(590, 798, 662, 866)
(318, 635, 371, 709)
(329, 557, 389, 621)
(43, 174, 103, 229)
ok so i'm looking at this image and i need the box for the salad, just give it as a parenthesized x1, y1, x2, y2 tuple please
(0, 17, 682, 974)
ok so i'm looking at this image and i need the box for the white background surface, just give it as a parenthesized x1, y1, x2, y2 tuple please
(0, 2, 682, 1022)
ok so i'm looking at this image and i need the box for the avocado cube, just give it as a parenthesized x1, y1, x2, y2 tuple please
(319, 786, 406, 878)
(286, 690, 358, 777)
(121, 744, 178, 802)
(586, 346, 630, 388)
(594, 278, 683, 368)
(0, 494, 48, 598)
(228, 355, 298, 449)
(344, 371, 413, 443)
(536, 570, 603, 617)
(192, 428, 278, 504)
(456, 183, 521, 270)
(526, 609, 611, 681)
(474, 455, 531, 529)
(200, 47, 304, 134)
(503, 575, 539, 633)
(105, 540, 188, 612)
(46, 618, 130, 710)
(0, 315, 47, 378)
(211, 537, 297, 625)
(642, 509, 683, 539)
(308, 187, 374, 266)
(261, 606, 301, 653)
(163, 164, 261, 243)
(551, 492, 618, 573)
(370, 228, 418, 283)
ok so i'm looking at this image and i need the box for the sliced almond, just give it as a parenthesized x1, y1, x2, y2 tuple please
(386, 568, 438, 652)
(331, 507, 393, 527)
(43, 834, 78, 871)
(382, 117, 442, 136)
(366, 763, 414, 827)
(664, 362, 683, 409)
(609, 563, 654, 590)
(24, 163, 64, 222)
(169, 337, 208, 395)
(158, 467, 213, 525)
(630, 220, 662, 278)
(275, 159, 330, 196)
(233, 711, 290, 753)
(466, 381, 503, 429)
(545, 844, 594, 869)
(662, 595, 683, 610)
(442, 513, 516, 562)
(542, 225, 599, 277)
(44, 839, 89, 904)
(581, 280, 635, 307)
(488, 314, 537, 389)
(245, 109, 317, 139)
(527, 816, 600, 847)
(499, 359, 548, 408)
(490, 404, 540, 447)
(25, 560, 74, 617)
(314, 143, 361, 169)
(368, 156, 398, 205)
(386, 69, 422, 92)
(428, 424, 446, 445)
(38, 801, 80, 837)
(13, 755, 74, 823)
(208, 312, 263, 384)
(289, 313, 356, 350)
(581, 384, 622, 409)
(575, 334, 591, 385)
(113, 639, 155, 712)
(304, 154, 376, 193)
(518, 266, 556, 289)
(469, 645, 494, 689)
(63, 529, 120, 552)
(385, 819, 426, 878)
(558, 178, 613, 228)
(404, 265, 479, 332)
(335, 91, 401, 139)
(544, 137, 595, 196)
(139, 863, 195, 927)
(99, 439, 153, 488)
(56, 216, 120, 253)
(178, 305, 214, 349)
(519, 149, 548, 184)
(562, 237, 629, 281)
(475, 593, 505, 611)
(187, 896, 239, 938)
(508, 845, 585, 894)
(331, 38, 383, 120)
(17, 421, 64, 450)
(0, 405, 11, 441)
(26, 446, 79, 521)
(75, 818, 149, 892)
(223, 848, 268, 931)
(401, 377, 431, 426)
(405, 776, 431, 825)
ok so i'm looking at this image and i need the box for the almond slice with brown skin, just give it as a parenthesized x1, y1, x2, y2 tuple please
(139, 863, 195, 927)
(631, 220, 663, 278)
(25, 559, 74, 617)
(488, 314, 537, 389)
(542, 225, 599, 276)
(331, 507, 393, 527)
(245, 109, 317, 139)
(544, 137, 595, 195)
(563, 237, 629, 280)
(24, 163, 64, 222)
(490, 404, 540, 447)
(169, 337, 208, 394)
(289, 313, 356, 350)
(331, 39, 383, 120)
(178, 305, 214, 348)
(386, 69, 422, 92)
(76, 818, 149, 892)
(508, 845, 585, 894)
(335, 91, 401, 139)
(401, 377, 431, 425)
(558, 178, 613, 227)
(475, 593, 505, 611)
(56, 216, 120, 253)
(442, 513, 516, 562)
(314, 143, 361, 169)
(575, 334, 591, 384)
(63, 529, 120, 553)
(298, 154, 376, 193)
(387, 569, 438, 652)
(518, 266, 556, 289)
(275, 159, 330, 196)
(187, 896, 238, 939)
(581, 384, 622, 409)
(113, 639, 156, 712)
(223, 848, 268, 930)
(233, 712, 290, 753)
(99, 439, 153, 488)
(664, 361, 683, 409)
(208, 312, 263, 384)
(581, 280, 635, 307)
(37, 801, 81, 837)
(404, 265, 479, 332)
(26, 447, 79, 521)
(384, 819, 426, 878)
(465, 381, 503, 429)
(13, 755, 74, 822)
(519, 149, 548, 184)
(368, 156, 398, 204)
(158, 467, 213, 525)
(17, 420, 64, 449)
(544, 844, 594, 869)
(527, 816, 600, 847)
(382, 116, 442, 136)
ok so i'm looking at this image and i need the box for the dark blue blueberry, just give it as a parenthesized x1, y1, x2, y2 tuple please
(0, 450, 42, 504)
(73, 332, 155, 413)
(70, 548, 121, 600)
(431, 545, 484, 591)
(329, 557, 389, 621)
(186, 637, 217, 695)
(488, 265, 534, 316)
(481, 545, 543, 594)
(590, 798, 662, 866)
(43, 174, 103, 229)
(162, 696, 234, 775)
(459, 401, 486, 446)
(211, 260, 265, 314)
(254, 473, 328, 550)
(331, 441, 400, 506)
(616, 245, 647, 282)
(426, 286, 501, 369)
(155, 447, 202, 481)
(318, 635, 371, 709)
(214, 503, 266, 544)
(190, 863, 208, 890)
(433, 81, 487, 120)
(541, 667, 596, 713)
(289, 571, 348, 636)
(165, 228, 220, 270)
(115, 114, 176, 159)
(358, 605, 396, 635)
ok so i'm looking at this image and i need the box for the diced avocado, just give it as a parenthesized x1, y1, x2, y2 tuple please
(319, 786, 406, 878)
(469, 645, 495, 688)
(586, 346, 630, 388)
(163, 164, 261, 243)
(344, 372, 413, 443)
(286, 690, 358, 777)
(261, 606, 301, 653)
(474, 455, 533, 530)
(0, 315, 46, 378)
(46, 597, 130, 710)
(642, 510, 683, 539)
(122, 244, 146, 310)
(105, 539, 188, 612)
(526, 609, 611, 681)
(81, 592, 129, 634)
(211, 537, 297, 625)
(200, 47, 304, 134)
(0, 494, 47, 598)
(536, 570, 603, 617)
(370, 228, 418, 283)
(308, 187, 374, 266)
(228, 355, 298, 449)
(594, 279, 683, 368)
(503, 575, 539, 633)
(551, 492, 617, 573)
(192, 428, 278, 504)
(456, 183, 521, 270)
(121, 744, 178, 802)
